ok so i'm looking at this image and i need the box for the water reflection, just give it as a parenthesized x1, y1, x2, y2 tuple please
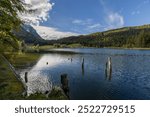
(22, 70, 52, 96)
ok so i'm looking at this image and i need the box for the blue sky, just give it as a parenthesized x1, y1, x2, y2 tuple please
(25, 0, 150, 35)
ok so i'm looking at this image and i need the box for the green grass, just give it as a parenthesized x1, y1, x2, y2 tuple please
(0, 54, 24, 99)
(67, 43, 83, 48)
(26, 45, 55, 52)
(4, 52, 41, 69)
(39, 45, 55, 50)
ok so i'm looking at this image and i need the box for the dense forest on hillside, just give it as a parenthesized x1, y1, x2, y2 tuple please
(50, 25, 150, 48)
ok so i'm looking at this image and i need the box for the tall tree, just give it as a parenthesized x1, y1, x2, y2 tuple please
(0, 0, 24, 31)
(0, 0, 24, 52)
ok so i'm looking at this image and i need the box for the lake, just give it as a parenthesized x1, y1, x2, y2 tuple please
(18, 48, 150, 100)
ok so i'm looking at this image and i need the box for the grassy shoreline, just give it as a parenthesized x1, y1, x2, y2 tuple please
(34, 45, 150, 51)
(0, 54, 24, 99)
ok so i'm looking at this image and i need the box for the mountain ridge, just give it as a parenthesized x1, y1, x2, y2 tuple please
(13, 24, 45, 44)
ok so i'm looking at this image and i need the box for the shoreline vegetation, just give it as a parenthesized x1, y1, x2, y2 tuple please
(32, 45, 150, 51)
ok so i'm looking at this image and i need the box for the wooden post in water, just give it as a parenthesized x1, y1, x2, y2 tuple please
(71, 58, 72, 62)
(105, 57, 112, 81)
(81, 58, 85, 76)
(61, 74, 69, 97)
(82, 58, 84, 69)
(25, 72, 28, 83)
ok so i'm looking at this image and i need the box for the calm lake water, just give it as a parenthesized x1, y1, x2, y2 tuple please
(19, 48, 150, 100)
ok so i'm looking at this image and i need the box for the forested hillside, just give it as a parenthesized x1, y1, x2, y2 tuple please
(52, 24, 150, 48)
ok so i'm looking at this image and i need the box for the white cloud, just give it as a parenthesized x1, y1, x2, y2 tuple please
(105, 12, 124, 30)
(19, 0, 54, 25)
(72, 19, 102, 32)
(23, 0, 31, 4)
(72, 19, 92, 25)
(72, 20, 83, 24)
(99, 0, 125, 30)
(87, 23, 102, 29)
(19, 1, 78, 39)
(131, 10, 140, 15)
(32, 25, 79, 40)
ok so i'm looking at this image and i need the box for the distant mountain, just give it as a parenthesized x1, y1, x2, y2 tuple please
(52, 24, 150, 48)
(32, 25, 78, 40)
(13, 24, 45, 44)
